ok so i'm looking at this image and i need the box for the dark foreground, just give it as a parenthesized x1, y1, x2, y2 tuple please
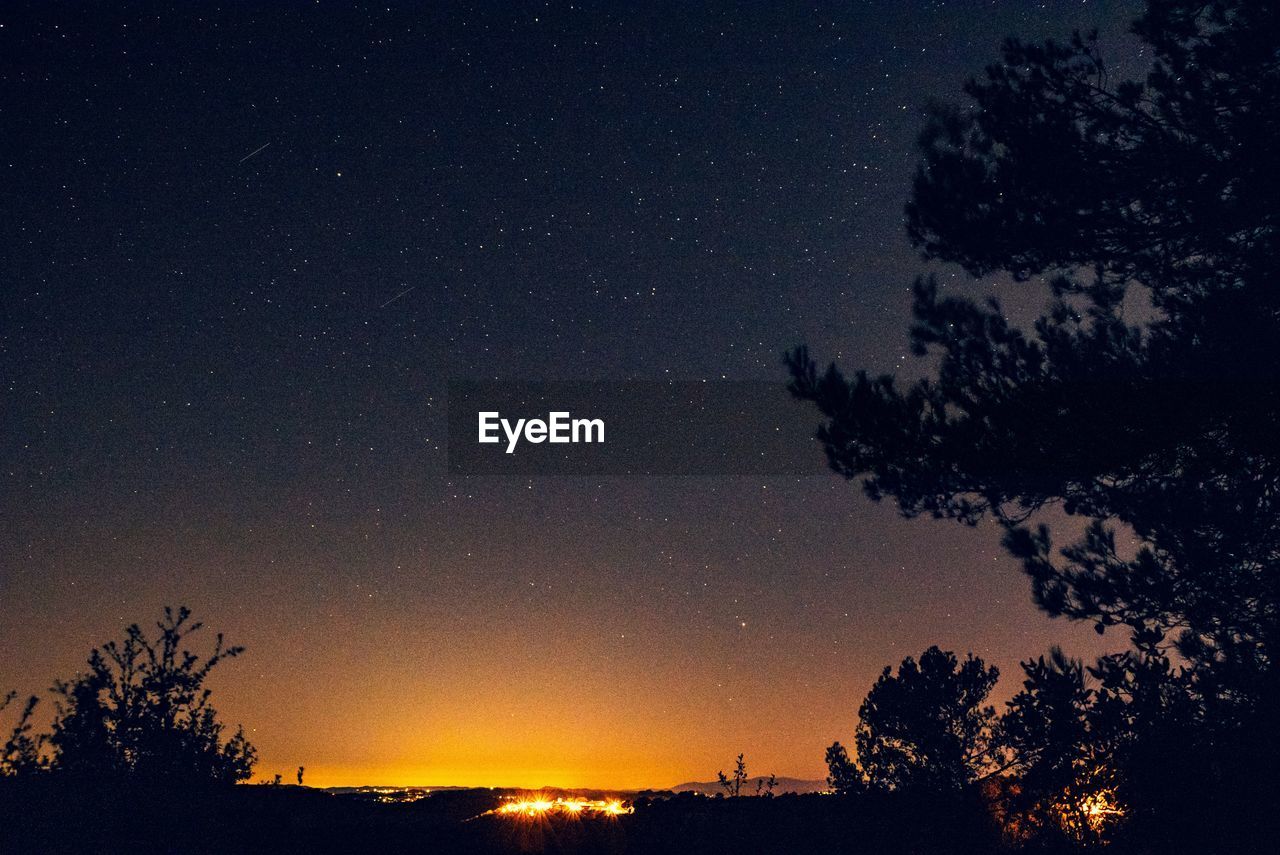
(0, 780, 988, 855)
(1, 779, 1275, 855)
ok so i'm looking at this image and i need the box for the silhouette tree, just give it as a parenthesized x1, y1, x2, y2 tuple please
(787, 0, 1280, 844)
(856, 647, 1000, 793)
(1, 691, 43, 777)
(787, 0, 1280, 713)
(997, 649, 1121, 844)
(716, 753, 748, 798)
(47, 606, 256, 783)
(824, 740, 863, 795)
(297, 765, 305, 786)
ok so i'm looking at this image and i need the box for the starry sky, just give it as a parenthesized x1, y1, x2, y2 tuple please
(1, 1, 1142, 788)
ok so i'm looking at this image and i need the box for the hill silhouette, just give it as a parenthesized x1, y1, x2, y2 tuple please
(670, 776, 827, 796)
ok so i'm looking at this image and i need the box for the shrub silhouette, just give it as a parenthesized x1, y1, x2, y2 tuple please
(856, 647, 1000, 794)
(996, 649, 1121, 845)
(0, 691, 43, 777)
(716, 753, 748, 797)
(47, 606, 256, 783)
(823, 740, 862, 795)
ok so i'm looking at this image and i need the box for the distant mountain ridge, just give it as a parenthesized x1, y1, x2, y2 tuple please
(670, 776, 827, 796)
(318, 779, 829, 798)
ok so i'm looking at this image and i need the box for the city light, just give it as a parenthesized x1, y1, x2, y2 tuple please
(492, 796, 632, 818)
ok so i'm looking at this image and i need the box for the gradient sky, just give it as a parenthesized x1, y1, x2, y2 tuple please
(1, 1, 1142, 788)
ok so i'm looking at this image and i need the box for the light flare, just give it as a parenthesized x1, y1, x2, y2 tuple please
(1077, 788, 1123, 834)
(492, 795, 633, 818)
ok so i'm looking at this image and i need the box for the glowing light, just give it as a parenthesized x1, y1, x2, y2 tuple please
(491, 795, 634, 819)
(1078, 789, 1123, 834)
(1047, 784, 1124, 841)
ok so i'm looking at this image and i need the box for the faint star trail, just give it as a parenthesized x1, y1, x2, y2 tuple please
(379, 286, 415, 308)
(237, 143, 270, 164)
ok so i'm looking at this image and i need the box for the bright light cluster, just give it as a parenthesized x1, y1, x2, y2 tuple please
(1078, 789, 1123, 834)
(494, 796, 632, 818)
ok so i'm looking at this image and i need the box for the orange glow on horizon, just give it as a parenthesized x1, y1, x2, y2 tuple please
(286, 761, 692, 791)
(23, 504, 1127, 798)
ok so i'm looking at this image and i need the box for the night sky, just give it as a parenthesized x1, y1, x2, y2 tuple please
(2, 1, 1141, 788)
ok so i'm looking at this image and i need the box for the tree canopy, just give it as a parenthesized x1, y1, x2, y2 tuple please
(791, 0, 1280, 845)
(856, 647, 1000, 793)
(788, 0, 1280, 711)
